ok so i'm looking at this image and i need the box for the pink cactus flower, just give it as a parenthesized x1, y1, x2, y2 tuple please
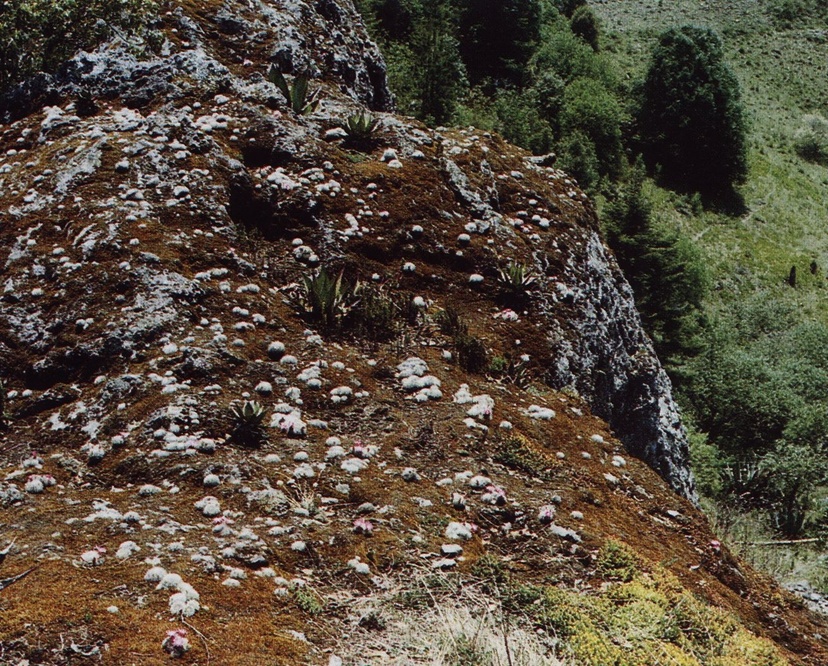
(481, 485, 507, 506)
(353, 518, 374, 535)
(162, 628, 190, 657)
(538, 505, 556, 525)
(352, 441, 369, 459)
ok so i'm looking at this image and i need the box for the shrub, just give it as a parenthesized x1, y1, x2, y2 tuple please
(492, 87, 553, 155)
(0, 0, 157, 92)
(554, 0, 587, 18)
(351, 285, 398, 342)
(410, 0, 467, 125)
(494, 433, 552, 478)
(570, 5, 600, 51)
(557, 130, 600, 191)
(267, 66, 321, 116)
(293, 587, 323, 615)
(435, 306, 468, 337)
(457, 0, 543, 86)
(767, 0, 826, 28)
(531, 25, 614, 87)
(637, 26, 747, 197)
(532, 69, 566, 124)
(604, 162, 708, 365)
(471, 553, 506, 585)
(597, 540, 639, 582)
(455, 333, 488, 373)
(793, 113, 828, 165)
(559, 77, 624, 179)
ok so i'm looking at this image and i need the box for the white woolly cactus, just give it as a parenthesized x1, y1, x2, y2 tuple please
(466, 395, 494, 420)
(445, 521, 475, 541)
(468, 475, 492, 490)
(115, 541, 140, 560)
(348, 556, 370, 574)
(145, 566, 167, 582)
(81, 442, 107, 463)
(156, 573, 184, 590)
(525, 404, 555, 420)
(270, 408, 307, 436)
(169, 586, 200, 617)
(330, 386, 353, 404)
(194, 496, 221, 517)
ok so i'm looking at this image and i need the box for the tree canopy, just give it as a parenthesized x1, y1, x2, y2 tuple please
(637, 26, 747, 197)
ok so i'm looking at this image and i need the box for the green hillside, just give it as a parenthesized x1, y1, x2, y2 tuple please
(598, 0, 828, 302)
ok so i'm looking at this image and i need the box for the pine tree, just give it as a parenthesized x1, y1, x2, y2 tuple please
(637, 26, 747, 197)
(412, 0, 466, 125)
(606, 161, 707, 364)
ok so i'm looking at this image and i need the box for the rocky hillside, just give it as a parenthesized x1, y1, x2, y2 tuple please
(0, 0, 826, 664)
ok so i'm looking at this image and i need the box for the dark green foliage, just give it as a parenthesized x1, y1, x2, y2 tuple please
(457, 0, 542, 85)
(683, 299, 828, 535)
(492, 88, 554, 155)
(605, 162, 707, 365)
(355, 0, 417, 40)
(764, 418, 828, 535)
(411, 0, 467, 125)
(767, 0, 828, 28)
(532, 70, 566, 123)
(455, 333, 488, 373)
(267, 66, 321, 116)
(557, 130, 600, 191)
(531, 21, 615, 87)
(570, 5, 600, 51)
(637, 26, 748, 197)
(554, 0, 586, 18)
(560, 77, 624, 180)
(0, 0, 156, 92)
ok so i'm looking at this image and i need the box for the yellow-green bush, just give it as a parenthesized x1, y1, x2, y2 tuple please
(710, 634, 789, 666)
(534, 563, 788, 666)
(568, 630, 626, 665)
(597, 540, 640, 582)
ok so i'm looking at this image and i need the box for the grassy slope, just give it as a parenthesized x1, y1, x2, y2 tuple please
(595, 0, 828, 315)
(593, 0, 828, 584)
